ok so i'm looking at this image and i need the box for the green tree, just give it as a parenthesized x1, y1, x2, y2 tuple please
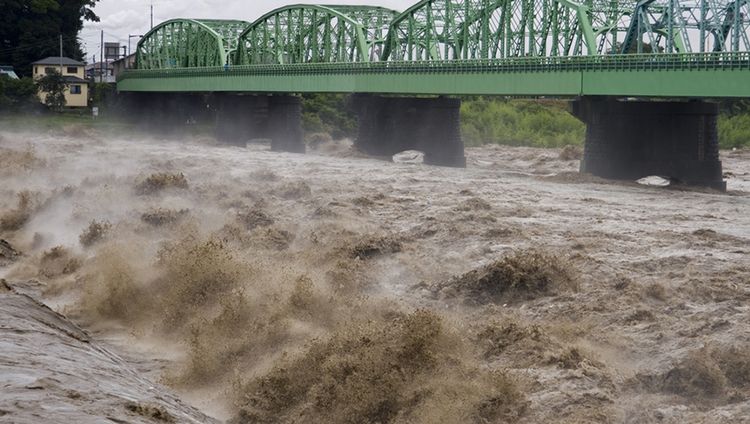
(0, 75, 37, 110)
(36, 71, 66, 111)
(0, 1, 100, 76)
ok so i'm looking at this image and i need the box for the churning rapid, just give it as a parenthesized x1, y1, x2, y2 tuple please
(1, 128, 749, 423)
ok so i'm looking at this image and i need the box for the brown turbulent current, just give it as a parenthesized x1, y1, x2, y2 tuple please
(1, 129, 749, 423)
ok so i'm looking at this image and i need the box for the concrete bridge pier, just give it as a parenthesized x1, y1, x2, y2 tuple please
(351, 95, 466, 167)
(571, 97, 726, 191)
(212, 94, 304, 153)
(213, 94, 268, 146)
(122, 93, 208, 132)
(268, 95, 305, 153)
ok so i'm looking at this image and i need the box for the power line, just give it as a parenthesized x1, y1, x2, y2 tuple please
(0, 35, 79, 55)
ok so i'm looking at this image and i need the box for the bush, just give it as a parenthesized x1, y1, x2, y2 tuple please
(90, 82, 117, 109)
(718, 113, 750, 149)
(36, 71, 67, 111)
(0, 76, 38, 111)
(461, 98, 585, 147)
(302, 93, 357, 139)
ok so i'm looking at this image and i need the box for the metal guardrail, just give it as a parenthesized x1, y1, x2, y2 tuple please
(118, 52, 750, 81)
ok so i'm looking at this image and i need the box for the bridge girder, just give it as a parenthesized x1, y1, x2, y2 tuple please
(136, 19, 250, 69)
(234, 5, 400, 65)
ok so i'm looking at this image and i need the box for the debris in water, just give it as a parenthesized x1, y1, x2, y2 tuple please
(125, 401, 176, 423)
(135, 173, 189, 195)
(233, 309, 525, 424)
(558, 145, 583, 161)
(236, 208, 274, 230)
(0, 191, 34, 231)
(347, 235, 402, 259)
(435, 249, 577, 304)
(79, 220, 112, 247)
(141, 208, 190, 227)
(0, 239, 22, 266)
(275, 181, 311, 199)
(39, 246, 81, 278)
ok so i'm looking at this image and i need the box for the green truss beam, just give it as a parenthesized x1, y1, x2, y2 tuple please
(124, 1, 750, 99)
(136, 19, 250, 69)
(234, 5, 400, 65)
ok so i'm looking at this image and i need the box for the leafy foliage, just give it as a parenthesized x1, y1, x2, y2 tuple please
(36, 70, 66, 111)
(0, 0, 100, 76)
(0, 75, 37, 110)
(718, 113, 750, 149)
(461, 97, 585, 148)
(301, 93, 357, 139)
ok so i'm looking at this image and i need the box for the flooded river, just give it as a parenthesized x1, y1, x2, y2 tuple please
(1, 128, 749, 423)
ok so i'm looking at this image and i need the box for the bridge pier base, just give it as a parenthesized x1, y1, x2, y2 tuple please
(214, 94, 268, 146)
(213, 94, 304, 153)
(572, 97, 726, 191)
(268, 95, 305, 153)
(351, 95, 466, 167)
(123, 93, 208, 133)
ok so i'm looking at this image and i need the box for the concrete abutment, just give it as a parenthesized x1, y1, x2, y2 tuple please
(571, 97, 726, 191)
(213, 94, 305, 153)
(351, 95, 466, 167)
(267, 95, 305, 153)
(121, 92, 210, 133)
(121, 92, 305, 153)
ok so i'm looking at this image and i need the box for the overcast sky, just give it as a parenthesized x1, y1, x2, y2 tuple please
(81, 0, 412, 61)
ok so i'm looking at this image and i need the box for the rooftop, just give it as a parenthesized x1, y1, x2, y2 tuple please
(0, 65, 19, 79)
(32, 57, 85, 66)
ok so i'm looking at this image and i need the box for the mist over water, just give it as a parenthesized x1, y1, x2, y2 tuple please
(1, 128, 750, 423)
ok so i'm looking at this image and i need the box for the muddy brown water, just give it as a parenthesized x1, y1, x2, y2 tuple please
(1, 130, 749, 423)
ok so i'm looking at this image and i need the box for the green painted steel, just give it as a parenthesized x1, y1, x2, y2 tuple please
(136, 19, 250, 69)
(620, 0, 750, 54)
(121, 1, 750, 98)
(118, 51, 750, 97)
(234, 5, 399, 64)
(381, 0, 750, 60)
(381, 0, 598, 60)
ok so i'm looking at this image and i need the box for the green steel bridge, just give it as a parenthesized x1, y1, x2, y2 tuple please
(118, 0, 750, 97)
(117, 0, 750, 190)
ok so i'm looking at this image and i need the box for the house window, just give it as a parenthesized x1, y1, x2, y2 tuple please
(70, 85, 82, 95)
(44, 67, 57, 75)
(66, 67, 78, 74)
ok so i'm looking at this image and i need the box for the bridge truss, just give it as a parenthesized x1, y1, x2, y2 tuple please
(136, 19, 250, 69)
(122, 1, 750, 97)
(234, 5, 399, 65)
(381, 0, 750, 60)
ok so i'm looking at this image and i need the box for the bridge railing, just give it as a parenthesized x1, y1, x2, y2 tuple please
(118, 52, 750, 80)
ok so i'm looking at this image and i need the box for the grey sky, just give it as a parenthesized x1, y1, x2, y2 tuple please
(81, 0, 413, 60)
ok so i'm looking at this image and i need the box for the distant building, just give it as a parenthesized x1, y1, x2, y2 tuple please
(112, 54, 136, 79)
(31, 57, 88, 108)
(0, 65, 19, 79)
(86, 61, 115, 83)
(104, 42, 123, 61)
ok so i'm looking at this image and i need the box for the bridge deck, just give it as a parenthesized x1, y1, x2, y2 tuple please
(118, 52, 750, 98)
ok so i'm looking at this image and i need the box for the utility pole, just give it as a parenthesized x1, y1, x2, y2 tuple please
(59, 35, 63, 73)
(100, 30, 104, 83)
(128, 34, 142, 57)
(151, 3, 154, 29)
